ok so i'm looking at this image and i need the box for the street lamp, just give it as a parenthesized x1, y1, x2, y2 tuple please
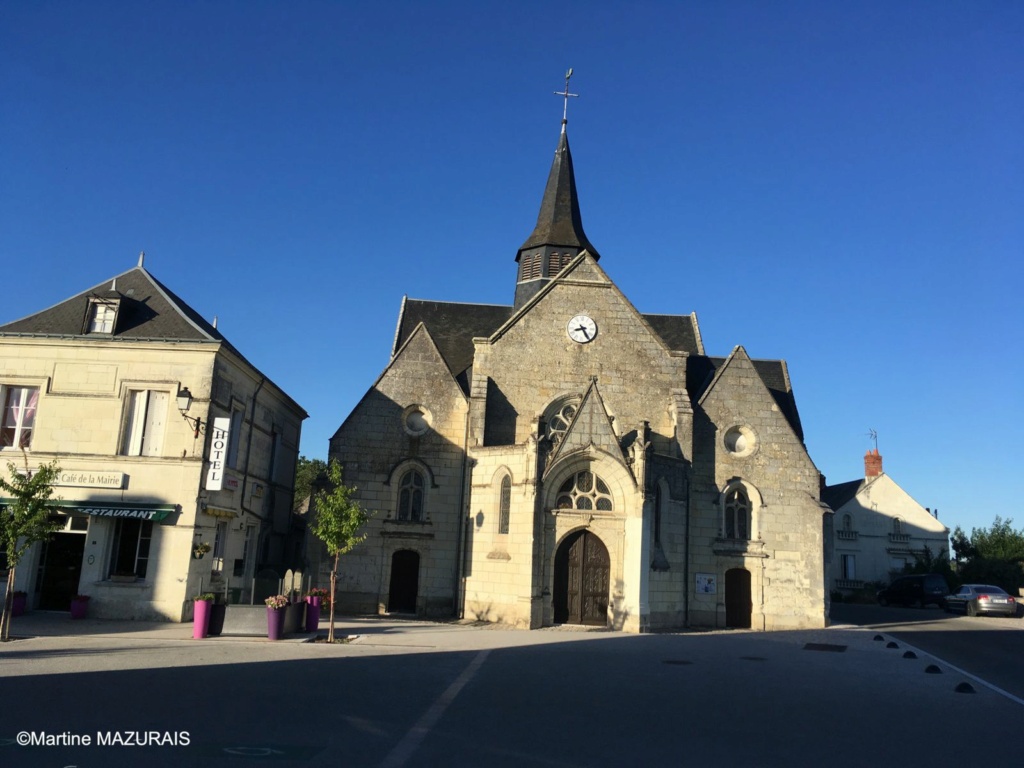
(176, 386, 205, 438)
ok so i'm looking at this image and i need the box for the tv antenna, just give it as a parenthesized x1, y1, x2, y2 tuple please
(867, 428, 878, 452)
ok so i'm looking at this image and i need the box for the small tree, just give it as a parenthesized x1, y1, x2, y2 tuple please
(0, 459, 61, 641)
(293, 455, 329, 512)
(309, 460, 371, 642)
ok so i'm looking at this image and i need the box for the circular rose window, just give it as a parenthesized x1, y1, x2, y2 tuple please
(403, 405, 431, 436)
(723, 425, 757, 457)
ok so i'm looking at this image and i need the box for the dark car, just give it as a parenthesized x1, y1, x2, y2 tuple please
(944, 584, 1019, 617)
(877, 574, 949, 608)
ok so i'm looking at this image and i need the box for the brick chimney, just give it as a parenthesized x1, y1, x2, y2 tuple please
(864, 449, 883, 478)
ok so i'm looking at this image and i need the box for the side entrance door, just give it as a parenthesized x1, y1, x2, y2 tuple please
(554, 530, 609, 626)
(725, 567, 752, 629)
(387, 550, 419, 614)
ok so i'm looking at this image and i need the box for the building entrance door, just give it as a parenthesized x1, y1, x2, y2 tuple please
(725, 567, 752, 628)
(387, 550, 419, 614)
(553, 530, 609, 626)
(36, 532, 85, 611)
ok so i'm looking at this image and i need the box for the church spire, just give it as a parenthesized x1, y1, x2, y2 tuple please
(514, 70, 600, 308)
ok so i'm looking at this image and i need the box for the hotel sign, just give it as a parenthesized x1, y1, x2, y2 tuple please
(54, 470, 125, 490)
(206, 417, 231, 492)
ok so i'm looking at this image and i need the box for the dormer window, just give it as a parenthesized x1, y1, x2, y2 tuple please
(86, 299, 119, 334)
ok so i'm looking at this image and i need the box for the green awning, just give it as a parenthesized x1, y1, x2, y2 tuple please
(1, 498, 177, 523)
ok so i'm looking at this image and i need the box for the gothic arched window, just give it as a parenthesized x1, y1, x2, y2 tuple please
(498, 475, 511, 535)
(724, 486, 750, 540)
(545, 398, 581, 449)
(398, 470, 424, 522)
(556, 470, 613, 511)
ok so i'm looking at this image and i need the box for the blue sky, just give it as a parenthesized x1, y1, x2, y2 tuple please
(2, 2, 1021, 537)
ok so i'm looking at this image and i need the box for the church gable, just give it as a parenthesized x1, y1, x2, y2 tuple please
(332, 322, 466, 446)
(474, 254, 686, 447)
(697, 345, 815, 479)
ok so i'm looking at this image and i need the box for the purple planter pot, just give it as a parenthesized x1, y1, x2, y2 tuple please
(305, 596, 321, 633)
(70, 599, 88, 620)
(267, 606, 286, 641)
(192, 599, 212, 639)
(11, 593, 27, 617)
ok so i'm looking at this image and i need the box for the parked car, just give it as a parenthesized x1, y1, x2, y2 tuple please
(944, 584, 1018, 617)
(876, 574, 949, 608)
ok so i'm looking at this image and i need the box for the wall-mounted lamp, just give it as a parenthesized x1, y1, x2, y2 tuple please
(176, 386, 205, 438)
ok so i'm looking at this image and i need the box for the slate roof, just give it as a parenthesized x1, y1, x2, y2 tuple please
(821, 479, 865, 512)
(687, 355, 805, 441)
(517, 129, 600, 261)
(394, 300, 515, 389)
(643, 313, 702, 355)
(0, 266, 236, 352)
(0, 265, 306, 415)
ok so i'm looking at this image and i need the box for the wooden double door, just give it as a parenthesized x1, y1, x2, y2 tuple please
(553, 530, 610, 626)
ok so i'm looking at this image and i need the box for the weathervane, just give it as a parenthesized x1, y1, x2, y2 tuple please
(554, 68, 578, 126)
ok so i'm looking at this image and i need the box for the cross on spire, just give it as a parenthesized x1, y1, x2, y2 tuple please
(554, 68, 578, 128)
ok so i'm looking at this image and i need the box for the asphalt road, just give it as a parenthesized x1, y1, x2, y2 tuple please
(830, 602, 1024, 700)
(2, 615, 1023, 768)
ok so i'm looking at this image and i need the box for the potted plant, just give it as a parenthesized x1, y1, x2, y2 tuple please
(192, 542, 211, 560)
(70, 594, 90, 620)
(207, 594, 227, 637)
(265, 594, 288, 641)
(305, 587, 329, 633)
(11, 590, 27, 617)
(192, 593, 215, 639)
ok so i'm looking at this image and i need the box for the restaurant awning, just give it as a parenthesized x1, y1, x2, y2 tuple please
(1, 498, 177, 523)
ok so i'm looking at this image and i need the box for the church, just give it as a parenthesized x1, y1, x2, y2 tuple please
(325, 98, 828, 633)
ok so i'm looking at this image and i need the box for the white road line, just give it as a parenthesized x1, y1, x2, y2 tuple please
(379, 649, 491, 768)
(884, 635, 1024, 708)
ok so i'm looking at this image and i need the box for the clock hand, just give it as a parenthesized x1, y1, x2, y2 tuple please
(575, 325, 590, 339)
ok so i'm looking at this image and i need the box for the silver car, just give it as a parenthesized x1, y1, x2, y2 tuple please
(945, 584, 1019, 617)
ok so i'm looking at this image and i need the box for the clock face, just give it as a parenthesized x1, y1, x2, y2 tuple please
(567, 314, 597, 343)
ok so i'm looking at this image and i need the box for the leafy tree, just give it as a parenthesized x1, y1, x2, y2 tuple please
(309, 460, 371, 642)
(0, 459, 61, 641)
(952, 516, 1024, 594)
(293, 456, 329, 512)
(950, 526, 975, 563)
(968, 516, 1024, 562)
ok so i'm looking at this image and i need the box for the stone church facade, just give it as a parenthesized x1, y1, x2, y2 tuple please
(326, 118, 828, 633)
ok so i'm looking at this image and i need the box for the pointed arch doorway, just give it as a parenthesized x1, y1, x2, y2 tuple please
(553, 530, 609, 626)
(387, 550, 419, 614)
(725, 568, 752, 629)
